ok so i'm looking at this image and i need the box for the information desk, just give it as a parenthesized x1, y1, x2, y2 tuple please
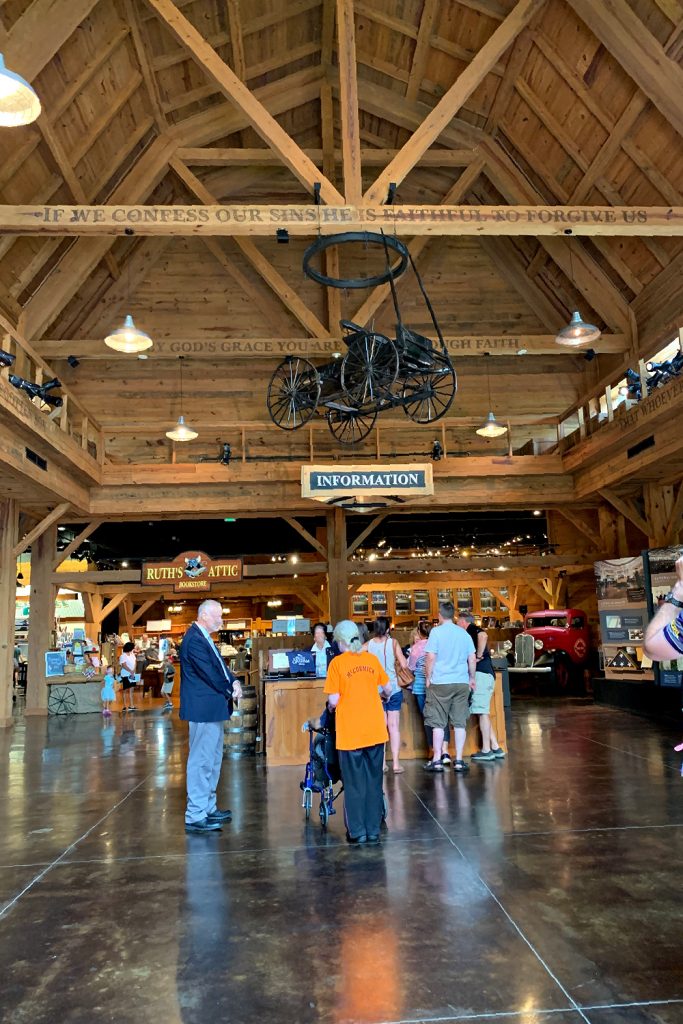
(265, 674, 507, 767)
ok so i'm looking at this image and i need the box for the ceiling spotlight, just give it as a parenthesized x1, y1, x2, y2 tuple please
(0, 53, 41, 126)
(431, 439, 444, 461)
(9, 374, 63, 407)
(121, 561, 129, 568)
(555, 311, 601, 347)
(105, 314, 153, 354)
(66, 355, 79, 368)
(290, 554, 299, 564)
(533, 509, 542, 516)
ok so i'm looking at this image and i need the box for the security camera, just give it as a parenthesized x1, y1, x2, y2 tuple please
(67, 355, 80, 368)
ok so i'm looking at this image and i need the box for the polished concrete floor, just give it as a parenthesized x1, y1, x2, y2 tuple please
(0, 700, 681, 1024)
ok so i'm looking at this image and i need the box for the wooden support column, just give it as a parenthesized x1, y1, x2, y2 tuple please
(82, 591, 102, 643)
(598, 505, 619, 559)
(0, 500, 18, 727)
(327, 508, 348, 624)
(26, 525, 57, 716)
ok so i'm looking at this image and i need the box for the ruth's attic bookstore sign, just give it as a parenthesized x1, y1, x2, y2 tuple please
(302, 464, 433, 501)
(142, 551, 242, 592)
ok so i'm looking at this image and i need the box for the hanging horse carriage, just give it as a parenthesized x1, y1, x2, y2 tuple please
(266, 232, 457, 445)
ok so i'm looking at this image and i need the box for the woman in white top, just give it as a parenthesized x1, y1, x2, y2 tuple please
(366, 617, 410, 774)
(310, 622, 331, 677)
(119, 641, 138, 712)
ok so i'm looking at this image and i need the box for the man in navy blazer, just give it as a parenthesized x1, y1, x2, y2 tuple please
(180, 599, 242, 834)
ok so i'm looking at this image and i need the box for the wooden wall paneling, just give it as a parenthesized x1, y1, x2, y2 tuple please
(364, 0, 546, 203)
(565, 0, 683, 140)
(145, 0, 342, 203)
(19, 135, 176, 342)
(3, 0, 101, 86)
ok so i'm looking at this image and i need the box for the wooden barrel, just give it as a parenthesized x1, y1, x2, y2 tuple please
(223, 684, 257, 756)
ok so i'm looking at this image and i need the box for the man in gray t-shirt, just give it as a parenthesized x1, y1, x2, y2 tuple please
(424, 602, 476, 772)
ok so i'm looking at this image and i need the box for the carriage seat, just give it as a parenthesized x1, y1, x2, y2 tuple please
(395, 325, 434, 366)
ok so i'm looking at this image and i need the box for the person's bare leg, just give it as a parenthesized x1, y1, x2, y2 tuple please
(431, 726, 444, 764)
(480, 714, 492, 752)
(387, 709, 402, 771)
(454, 726, 466, 762)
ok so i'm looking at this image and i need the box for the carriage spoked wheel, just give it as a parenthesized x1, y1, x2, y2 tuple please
(327, 407, 377, 445)
(48, 685, 77, 716)
(341, 333, 399, 408)
(267, 357, 321, 430)
(402, 366, 457, 423)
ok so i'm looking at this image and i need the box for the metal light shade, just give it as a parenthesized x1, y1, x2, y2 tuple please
(0, 54, 41, 126)
(105, 314, 153, 353)
(165, 415, 198, 442)
(555, 311, 601, 347)
(475, 411, 508, 438)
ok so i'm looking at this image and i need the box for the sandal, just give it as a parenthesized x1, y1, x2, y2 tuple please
(453, 760, 470, 773)
(423, 761, 444, 773)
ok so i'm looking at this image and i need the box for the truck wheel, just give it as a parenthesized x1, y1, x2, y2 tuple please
(553, 654, 571, 692)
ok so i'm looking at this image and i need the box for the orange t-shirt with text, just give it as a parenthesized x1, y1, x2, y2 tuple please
(324, 651, 389, 750)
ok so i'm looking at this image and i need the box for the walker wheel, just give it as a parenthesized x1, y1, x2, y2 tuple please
(303, 788, 312, 820)
(319, 801, 329, 828)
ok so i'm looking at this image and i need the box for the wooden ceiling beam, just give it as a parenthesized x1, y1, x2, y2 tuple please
(144, 0, 343, 204)
(485, 29, 534, 131)
(335, 0, 362, 205)
(36, 334, 627, 361)
(405, 0, 440, 101)
(363, 0, 546, 204)
(170, 158, 328, 337)
(566, 0, 683, 141)
(176, 147, 475, 167)
(53, 519, 104, 571)
(125, 0, 167, 133)
(13, 503, 70, 559)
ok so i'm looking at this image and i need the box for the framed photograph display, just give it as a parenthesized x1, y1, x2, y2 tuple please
(395, 592, 411, 615)
(414, 590, 431, 614)
(371, 592, 387, 613)
(352, 592, 369, 615)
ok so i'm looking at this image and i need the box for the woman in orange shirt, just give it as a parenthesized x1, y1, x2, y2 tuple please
(325, 620, 392, 845)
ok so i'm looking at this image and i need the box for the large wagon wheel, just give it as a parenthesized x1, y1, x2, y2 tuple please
(341, 333, 399, 408)
(402, 366, 457, 423)
(48, 685, 77, 715)
(327, 407, 377, 445)
(267, 357, 321, 430)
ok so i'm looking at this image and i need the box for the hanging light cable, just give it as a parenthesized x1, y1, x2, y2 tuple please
(475, 352, 507, 437)
(0, 54, 40, 126)
(166, 356, 198, 442)
(104, 255, 153, 353)
(554, 245, 601, 347)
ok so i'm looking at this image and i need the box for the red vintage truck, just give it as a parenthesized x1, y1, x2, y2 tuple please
(507, 608, 591, 691)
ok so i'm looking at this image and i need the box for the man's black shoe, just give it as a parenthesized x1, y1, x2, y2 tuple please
(185, 818, 222, 834)
(346, 832, 367, 845)
(366, 835, 380, 844)
(207, 808, 232, 822)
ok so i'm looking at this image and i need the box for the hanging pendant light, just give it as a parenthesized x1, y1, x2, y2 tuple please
(104, 314, 153, 354)
(0, 54, 41, 126)
(166, 356, 198, 442)
(554, 310, 601, 347)
(475, 352, 508, 438)
(554, 243, 601, 347)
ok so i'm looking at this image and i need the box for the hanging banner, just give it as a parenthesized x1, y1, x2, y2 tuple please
(302, 463, 433, 502)
(142, 551, 242, 592)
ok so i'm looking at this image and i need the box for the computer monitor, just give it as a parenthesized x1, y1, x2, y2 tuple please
(268, 650, 291, 675)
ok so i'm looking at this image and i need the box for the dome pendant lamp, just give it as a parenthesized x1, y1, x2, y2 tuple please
(475, 352, 508, 438)
(104, 314, 153, 354)
(554, 310, 601, 347)
(0, 54, 41, 126)
(554, 243, 601, 348)
(166, 356, 198, 442)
